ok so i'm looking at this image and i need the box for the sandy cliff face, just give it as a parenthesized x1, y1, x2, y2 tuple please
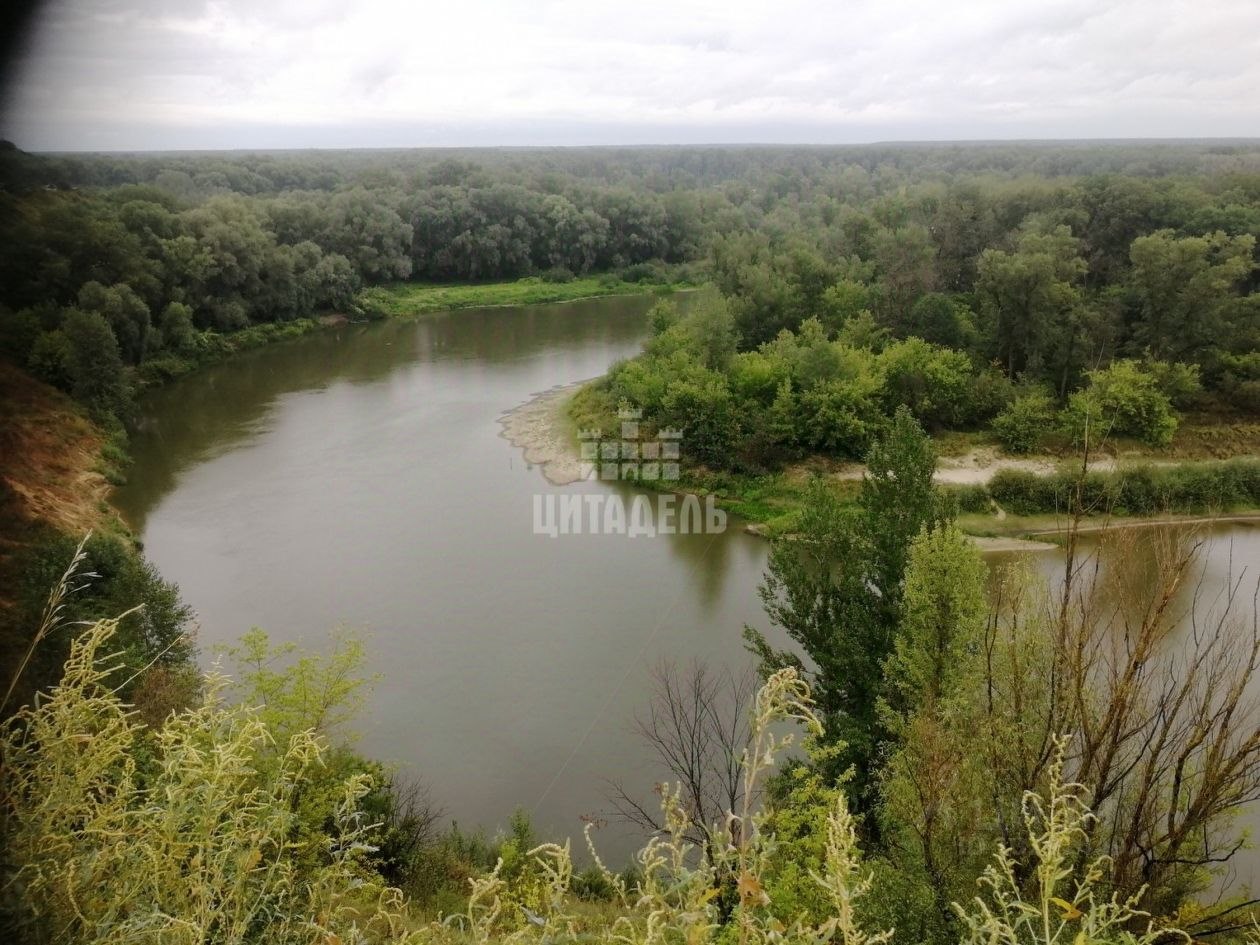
(0, 362, 109, 552)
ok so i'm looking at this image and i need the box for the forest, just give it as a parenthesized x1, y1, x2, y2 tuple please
(4, 139, 1260, 945)
(2, 139, 1259, 434)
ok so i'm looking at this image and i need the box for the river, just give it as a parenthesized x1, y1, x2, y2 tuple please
(112, 293, 778, 861)
(112, 293, 1260, 876)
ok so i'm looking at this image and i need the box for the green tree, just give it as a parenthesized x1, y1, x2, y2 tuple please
(1128, 229, 1254, 363)
(157, 301, 197, 354)
(61, 308, 128, 416)
(861, 408, 948, 618)
(682, 295, 739, 371)
(904, 293, 976, 350)
(1062, 359, 1178, 447)
(877, 338, 976, 429)
(27, 329, 72, 389)
(872, 224, 938, 329)
(976, 226, 1086, 378)
(883, 526, 987, 718)
(819, 279, 872, 332)
(745, 409, 946, 799)
(77, 281, 151, 364)
(875, 526, 992, 943)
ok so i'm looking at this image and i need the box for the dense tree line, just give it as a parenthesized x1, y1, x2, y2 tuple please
(2, 139, 1259, 433)
(591, 148, 1260, 465)
(0, 143, 712, 419)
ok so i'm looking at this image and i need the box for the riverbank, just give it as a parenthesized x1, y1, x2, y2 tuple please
(680, 455, 1260, 539)
(0, 363, 115, 551)
(499, 382, 591, 485)
(0, 362, 119, 674)
(133, 276, 696, 392)
(500, 380, 1260, 544)
(359, 274, 697, 318)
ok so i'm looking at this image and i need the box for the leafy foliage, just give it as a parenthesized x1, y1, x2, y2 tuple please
(1061, 360, 1179, 447)
(0, 619, 421, 945)
(745, 411, 948, 797)
(991, 390, 1057, 454)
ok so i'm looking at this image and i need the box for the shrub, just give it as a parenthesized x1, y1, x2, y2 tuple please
(991, 390, 1057, 454)
(136, 354, 195, 385)
(354, 286, 394, 319)
(5, 532, 194, 702)
(620, 260, 668, 284)
(1062, 360, 1178, 447)
(987, 469, 1062, 516)
(984, 460, 1260, 516)
(946, 483, 992, 514)
(1145, 358, 1202, 408)
(0, 618, 421, 944)
(954, 743, 1177, 945)
(540, 266, 576, 283)
(2, 612, 1191, 945)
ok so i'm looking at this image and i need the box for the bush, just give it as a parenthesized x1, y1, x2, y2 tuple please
(136, 354, 195, 385)
(540, 266, 576, 283)
(620, 260, 669, 284)
(1062, 360, 1178, 447)
(354, 286, 394, 319)
(5, 532, 194, 702)
(987, 469, 1063, 516)
(2, 613, 1189, 945)
(984, 460, 1260, 516)
(0, 619, 421, 944)
(946, 483, 992, 514)
(991, 390, 1057, 454)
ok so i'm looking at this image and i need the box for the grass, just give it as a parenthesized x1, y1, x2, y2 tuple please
(1158, 413, 1260, 459)
(362, 275, 696, 318)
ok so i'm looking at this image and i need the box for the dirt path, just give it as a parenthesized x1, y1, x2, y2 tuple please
(828, 447, 1119, 486)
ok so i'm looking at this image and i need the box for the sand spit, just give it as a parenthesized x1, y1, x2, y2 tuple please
(499, 382, 589, 486)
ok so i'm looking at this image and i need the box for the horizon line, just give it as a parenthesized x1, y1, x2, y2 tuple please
(15, 135, 1260, 157)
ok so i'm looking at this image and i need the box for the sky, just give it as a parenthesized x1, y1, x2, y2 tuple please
(2, 0, 1259, 152)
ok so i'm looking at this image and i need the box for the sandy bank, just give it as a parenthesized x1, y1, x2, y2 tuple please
(824, 448, 1117, 486)
(498, 382, 589, 486)
(970, 535, 1060, 552)
(1025, 513, 1260, 538)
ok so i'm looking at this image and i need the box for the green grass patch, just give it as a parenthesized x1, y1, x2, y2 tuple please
(361, 274, 697, 318)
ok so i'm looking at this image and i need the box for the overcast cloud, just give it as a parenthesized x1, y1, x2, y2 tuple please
(2, 0, 1258, 151)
